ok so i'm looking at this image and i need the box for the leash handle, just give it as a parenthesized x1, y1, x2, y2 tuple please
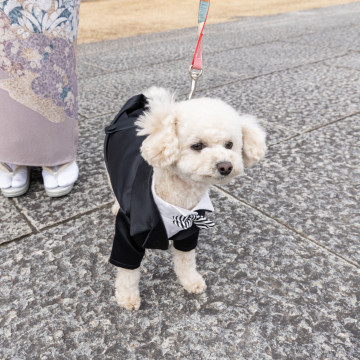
(189, 0, 210, 100)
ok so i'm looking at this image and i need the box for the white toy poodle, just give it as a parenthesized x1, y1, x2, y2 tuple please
(104, 87, 266, 310)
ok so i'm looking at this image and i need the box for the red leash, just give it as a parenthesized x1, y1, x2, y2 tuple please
(189, 0, 210, 100)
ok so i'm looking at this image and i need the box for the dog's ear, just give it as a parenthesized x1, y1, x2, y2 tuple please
(240, 115, 267, 167)
(137, 112, 179, 168)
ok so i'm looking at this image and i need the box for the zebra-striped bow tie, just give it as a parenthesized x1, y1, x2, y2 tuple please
(172, 214, 215, 230)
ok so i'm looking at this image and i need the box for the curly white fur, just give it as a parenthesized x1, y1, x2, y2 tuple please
(112, 87, 266, 310)
(115, 267, 141, 310)
(172, 248, 207, 294)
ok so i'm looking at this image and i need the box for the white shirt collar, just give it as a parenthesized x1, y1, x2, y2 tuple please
(151, 176, 214, 238)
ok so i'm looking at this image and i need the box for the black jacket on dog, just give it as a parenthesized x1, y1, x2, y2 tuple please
(104, 94, 206, 269)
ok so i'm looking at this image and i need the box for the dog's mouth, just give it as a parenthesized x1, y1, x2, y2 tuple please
(174, 163, 242, 185)
(213, 174, 236, 184)
(197, 171, 238, 184)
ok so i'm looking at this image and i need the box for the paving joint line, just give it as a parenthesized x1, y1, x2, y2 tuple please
(79, 111, 115, 120)
(78, 60, 110, 72)
(263, 111, 360, 147)
(77, 16, 357, 59)
(78, 56, 186, 80)
(78, 110, 91, 119)
(213, 185, 360, 269)
(77, 24, 353, 82)
(0, 232, 33, 249)
(205, 35, 347, 60)
(291, 111, 360, 136)
(196, 51, 359, 95)
(227, 49, 338, 79)
(79, 51, 355, 117)
(38, 201, 113, 233)
(11, 198, 38, 234)
(77, 40, 351, 106)
(78, 31, 196, 57)
(0, 202, 113, 248)
(77, 19, 301, 60)
(282, 28, 360, 51)
(323, 61, 360, 73)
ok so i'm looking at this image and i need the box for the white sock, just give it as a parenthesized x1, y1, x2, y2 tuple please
(0, 163, 28, 189)
(42, 161, 79, 189)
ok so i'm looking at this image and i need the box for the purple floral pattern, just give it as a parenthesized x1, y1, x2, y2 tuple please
(0, 1, 80, 123)
(0, 0, 80, 43)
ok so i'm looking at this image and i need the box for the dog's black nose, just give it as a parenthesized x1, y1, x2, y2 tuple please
(217, 162, 233, 176)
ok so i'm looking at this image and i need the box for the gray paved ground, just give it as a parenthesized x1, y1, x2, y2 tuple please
(1, 3, 360, 359)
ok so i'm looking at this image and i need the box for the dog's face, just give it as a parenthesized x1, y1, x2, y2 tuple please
(136, 90, 266, 186)
(174, 98, 245, 185)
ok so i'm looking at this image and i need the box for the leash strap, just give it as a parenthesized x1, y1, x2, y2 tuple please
(189, 0, 210, 100)
(192, 0, 210, 71)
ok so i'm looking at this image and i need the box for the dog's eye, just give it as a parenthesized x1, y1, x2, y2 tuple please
(191, 142, 206, 151)
(225, 141, 233, 149)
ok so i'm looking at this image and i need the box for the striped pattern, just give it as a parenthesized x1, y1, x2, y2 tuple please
(172, 214, 215, 230)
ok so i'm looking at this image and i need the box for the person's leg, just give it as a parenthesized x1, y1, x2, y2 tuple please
(0, 2, 81, 197)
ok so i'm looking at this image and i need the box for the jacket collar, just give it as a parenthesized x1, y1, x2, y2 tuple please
(129, 158, 201, 247)
(151, 176, 213, 238)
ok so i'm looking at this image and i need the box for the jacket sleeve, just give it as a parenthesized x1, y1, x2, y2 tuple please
(109, 210, 145, 269)
(172, 231, 199, 252)
(171, 209, 207, 252)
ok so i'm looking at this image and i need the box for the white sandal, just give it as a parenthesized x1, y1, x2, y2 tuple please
(42, 161, 79, 198)
(0, 163, 30, 198)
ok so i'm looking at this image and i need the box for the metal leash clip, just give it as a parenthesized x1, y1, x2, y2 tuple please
(188, 66, 203, 100)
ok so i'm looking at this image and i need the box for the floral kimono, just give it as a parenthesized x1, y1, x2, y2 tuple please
(0, 0, 80, 166)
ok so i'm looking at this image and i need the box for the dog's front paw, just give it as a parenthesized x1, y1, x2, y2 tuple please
(180, 271, 207, 294)
(115, 267, 141, 310)
(115, 288, 141, 310)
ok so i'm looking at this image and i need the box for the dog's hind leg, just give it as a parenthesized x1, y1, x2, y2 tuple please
(115, 267, 141, 310)
(107, 172, 120, 216)
(172, 248, 207, 294)
(111, 199, 120, 215)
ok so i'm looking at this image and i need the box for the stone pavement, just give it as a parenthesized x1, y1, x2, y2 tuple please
(1, 3, 359, 359)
